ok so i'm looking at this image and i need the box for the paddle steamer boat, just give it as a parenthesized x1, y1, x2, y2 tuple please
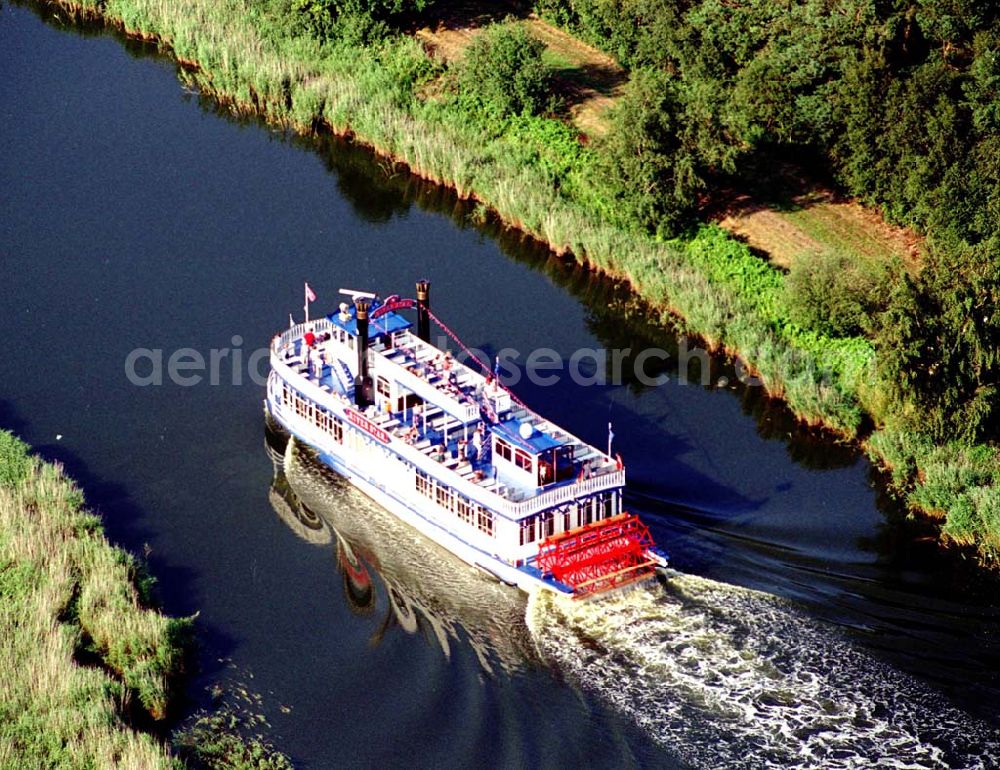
(265, 282, 667, 597)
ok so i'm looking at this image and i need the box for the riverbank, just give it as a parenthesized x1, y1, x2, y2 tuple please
(27, 0, 999, 567)
(0, 430, 290, 768)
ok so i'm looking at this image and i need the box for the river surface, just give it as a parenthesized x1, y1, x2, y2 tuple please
(2, 5, 998, 768)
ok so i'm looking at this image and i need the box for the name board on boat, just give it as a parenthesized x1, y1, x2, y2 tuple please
(371, 295, 416, 319)
(345, 408, 391, 444)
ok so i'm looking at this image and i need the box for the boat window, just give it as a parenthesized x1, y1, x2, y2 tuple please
(415, 469, 432, 498)
(495, 438, 512, 462)
(541, 512, 555, 539)
(520, 517, 536, 545)
(436, 484, 452, 511)
(514, 448, 532, 472)
(477, 507, 494, 538)
(377, 376, 391, 398)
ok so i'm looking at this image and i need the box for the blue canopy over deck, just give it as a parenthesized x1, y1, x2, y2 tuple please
(327, 304, 412, 339)
(493, 417, 563, 455)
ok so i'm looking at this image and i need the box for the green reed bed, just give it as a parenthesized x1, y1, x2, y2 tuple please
(0, 430, 182, 767)
(867, 427, 1000, 561)
(0, 430, 292, 768)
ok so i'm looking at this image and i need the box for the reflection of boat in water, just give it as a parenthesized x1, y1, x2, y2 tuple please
(265, 282, 667, 597)
(264, 423, 540, 673)
(266, 446, 331, 547)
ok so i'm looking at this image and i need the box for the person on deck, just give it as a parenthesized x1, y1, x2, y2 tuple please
(311, 348, 323, 380)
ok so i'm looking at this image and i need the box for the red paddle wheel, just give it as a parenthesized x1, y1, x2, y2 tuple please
(536, 513, 658, 597)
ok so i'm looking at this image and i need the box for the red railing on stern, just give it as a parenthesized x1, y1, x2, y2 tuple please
(536, 513, 657, 598)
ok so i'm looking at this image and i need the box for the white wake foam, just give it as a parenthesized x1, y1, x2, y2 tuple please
(527, 574, 998, 769)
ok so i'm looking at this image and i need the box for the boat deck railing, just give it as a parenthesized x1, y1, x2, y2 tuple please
(271, 326, 624, 519)
(372, 341, 481, 424)
(376, 332, 510, 415)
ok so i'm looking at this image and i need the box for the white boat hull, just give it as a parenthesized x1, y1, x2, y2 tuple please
(266, 400, 572, 596)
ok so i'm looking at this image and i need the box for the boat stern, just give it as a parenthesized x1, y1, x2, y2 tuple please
(534, 513, 665, 599)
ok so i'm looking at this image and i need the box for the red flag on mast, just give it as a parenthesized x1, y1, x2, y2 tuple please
(304, 282, 317, 322)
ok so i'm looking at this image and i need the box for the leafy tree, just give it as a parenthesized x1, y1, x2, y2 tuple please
(457, 21, 550, 118)
(877, 232, 1000, 442)
(537, 0, 1000, 447)
(289, 0, 431, 43)
(962, 30, 1000, 241)
(598, 67, 705, 237)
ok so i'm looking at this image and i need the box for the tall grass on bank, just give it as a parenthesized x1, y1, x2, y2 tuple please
(868, 427, 1000, 561)
(0, 429, 294, 768)
(0, 430, 183, 767)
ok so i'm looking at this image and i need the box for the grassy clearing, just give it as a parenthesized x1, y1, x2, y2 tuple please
(522, 14, 625, 136)
(715, 186, 924, 273)
(31, 0, 1000, 564)
(0, 429, 292, 768)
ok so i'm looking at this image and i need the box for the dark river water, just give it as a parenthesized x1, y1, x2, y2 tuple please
(2, 4, 998, 768)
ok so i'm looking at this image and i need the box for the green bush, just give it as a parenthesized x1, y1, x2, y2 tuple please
(875, 232, 1000, 444)
(289, 1, 387, 45)
(0, 430, 32, 488)
(457, 21, 551, 118)
(908, 442, 996, 515)
(785, 249, 893, 338)
(286, 0, 431, 44)
(866, 426, 933, 487)
(681, 225, 784, 320)
(935, 479, 1000, 560)
(968, 485, 1000, 552)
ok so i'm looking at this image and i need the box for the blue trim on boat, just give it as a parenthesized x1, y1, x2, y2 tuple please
(515, 563, 574, 593)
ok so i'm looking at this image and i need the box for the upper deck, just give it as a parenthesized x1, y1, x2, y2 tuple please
(269, 297, 624, 520)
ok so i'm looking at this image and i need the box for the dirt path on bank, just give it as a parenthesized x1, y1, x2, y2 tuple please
(414, 3, 625, 136)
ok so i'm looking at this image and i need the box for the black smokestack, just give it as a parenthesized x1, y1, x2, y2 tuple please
(354, 299, 372, 407)
(416, 279, 430, 342)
